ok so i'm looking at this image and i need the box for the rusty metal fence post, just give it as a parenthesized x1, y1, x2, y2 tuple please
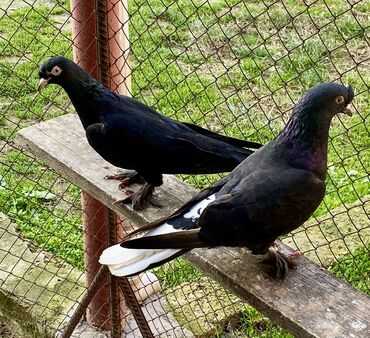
(70, 0, 130, 329)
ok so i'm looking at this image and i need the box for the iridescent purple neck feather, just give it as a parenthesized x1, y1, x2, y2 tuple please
(276, 93, 334, 179)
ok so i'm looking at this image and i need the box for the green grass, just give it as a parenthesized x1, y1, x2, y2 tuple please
(154, 257, 204, 287)
(0, 0, 369, 337)
(225, 307, 294, 338)
(330, 243, 370, 296)
(0, 3, 80, 267)
(0, 150, 83, 268)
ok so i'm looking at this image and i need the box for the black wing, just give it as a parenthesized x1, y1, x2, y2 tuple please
(85, 113, 254, 174)
(123, 176, 229, 240)
(197, 167, 326, 253)
(120, 95, 261, 150)
(182, 122, 262, 149)
(122, 167, 325, 252)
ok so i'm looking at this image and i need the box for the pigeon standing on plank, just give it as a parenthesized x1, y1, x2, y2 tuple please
(38, 56, 262, 210)
(99, 83, 354, 278)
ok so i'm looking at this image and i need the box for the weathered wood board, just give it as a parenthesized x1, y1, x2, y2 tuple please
(16, 114, 370, 338)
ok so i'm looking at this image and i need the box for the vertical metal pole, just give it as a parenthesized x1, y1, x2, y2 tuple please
(95, 1, 131, 331)
(80, 193, 111, 328)
(107, 0, 131, 95)
(70, 0, 128, 329)
(71, 0, 110, 328)
(70, 0, 98, 76)
(71, 1, 154, 335)
(105, 209, 122, 337)
(96, 0, 131, 93)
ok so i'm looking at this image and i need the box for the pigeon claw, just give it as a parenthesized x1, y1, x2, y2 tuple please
(258, 247, 298, 279)
(104, 170, 137, 181)
(123, 188, 135, 195)
(118, 178, 132, 190)
(113, 183, 162, 211)
(113, 197, 130, 205)
(104, 171, 145, 189)
(287, 250, 303, 259)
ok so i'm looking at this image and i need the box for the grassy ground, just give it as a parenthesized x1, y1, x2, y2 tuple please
(0, 0, 369, 336)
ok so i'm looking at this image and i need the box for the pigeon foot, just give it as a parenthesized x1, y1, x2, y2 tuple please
(104, 170, 145, 189)
(112, 188, 135, 205)
(272, 241, 303, 259)
(115, 183, 162, 211)
(258, 247, 298, 279)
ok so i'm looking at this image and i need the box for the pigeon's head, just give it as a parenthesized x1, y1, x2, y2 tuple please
(38, 56, 83, 91)
(300, 82, 354, 118)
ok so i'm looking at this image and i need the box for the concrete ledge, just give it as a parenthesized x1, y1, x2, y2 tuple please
(165, 277, 244, 337)
(0, 212, 85, 337)
(0, 213, 192, 337)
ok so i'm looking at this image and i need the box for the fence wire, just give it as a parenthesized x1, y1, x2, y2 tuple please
(0, 0, 369, 337)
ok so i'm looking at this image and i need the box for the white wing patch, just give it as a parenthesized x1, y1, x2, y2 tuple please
(183, 194, 216, 221)
(99, 193, 217, 276)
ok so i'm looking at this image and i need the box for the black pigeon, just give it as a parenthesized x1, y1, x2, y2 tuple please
(99, 83, 354, 278)
(38, 56, 262, 210)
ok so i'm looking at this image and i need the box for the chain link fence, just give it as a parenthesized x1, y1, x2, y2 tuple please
(0, 0, 369, 337)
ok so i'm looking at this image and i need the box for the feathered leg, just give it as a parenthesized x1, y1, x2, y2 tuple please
(257, 247, 298, 279)
(106, 171, 160, 210)
(114, 183, 162, 210)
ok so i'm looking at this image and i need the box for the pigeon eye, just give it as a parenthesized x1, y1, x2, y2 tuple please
(335, 96, 344, 104)
(51, 66, 62, 76)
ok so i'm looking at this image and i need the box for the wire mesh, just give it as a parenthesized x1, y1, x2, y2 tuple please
(0, 0, 369, 337)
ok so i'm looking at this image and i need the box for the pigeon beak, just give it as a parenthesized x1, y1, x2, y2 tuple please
(38, 78, 50, 92)
(342, 106, 353, 117)
(341, 85, 354, 116)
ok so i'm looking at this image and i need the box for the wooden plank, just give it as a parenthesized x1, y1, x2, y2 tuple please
(187, 248, 370, 338)
(16, 114, 370, 338)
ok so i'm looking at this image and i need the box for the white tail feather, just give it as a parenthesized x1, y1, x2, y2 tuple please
(99, 244, 180, 276)
(99, 221, 182, 276)
(99, 194, 216, 276)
